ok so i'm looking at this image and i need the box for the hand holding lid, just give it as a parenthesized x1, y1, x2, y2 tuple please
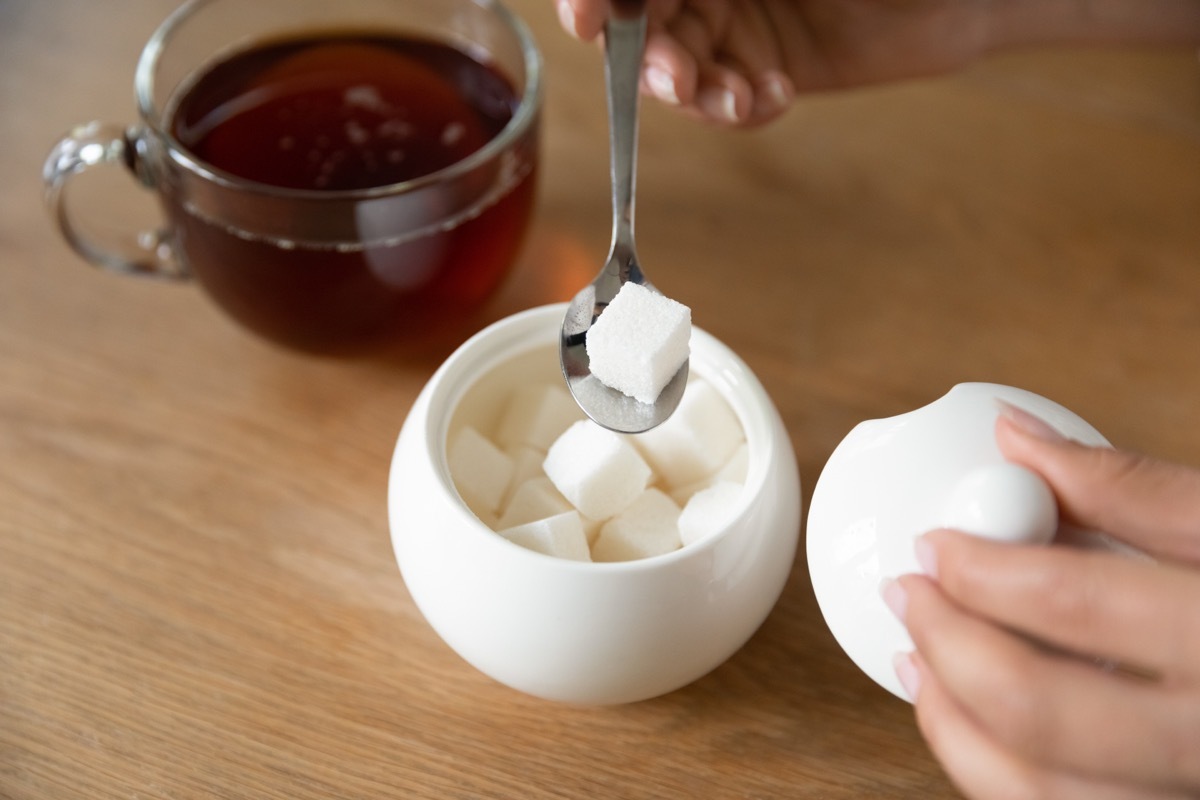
(806, 383, 1112, 700)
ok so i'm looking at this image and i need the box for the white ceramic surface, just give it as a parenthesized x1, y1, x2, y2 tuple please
(388, 303, 802, 705)
(806, 383, 1111, 701)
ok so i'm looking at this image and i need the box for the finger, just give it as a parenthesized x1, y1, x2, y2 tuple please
(996, 410, 1200, 564)
(557, 0, 683, 42)
(666, 0, 732, 56)
(644, 0, 685, 28)
(693, 58, 791, 127)
(556, 0, 609, 41)
(665, 2, 792, 125)
(745, 71, 795, 126)
(919, 529, 1200, 682)
(905, 652, 1187, 800)
(661, 0, 720, 58)
(712, 1, 790, 89)
(756, 0, 841, 92)
(641, 31, 751, 124)
(647, 9, 752, 125)
(709, 11, 795, 126)
(692, 62, 754, 125)
(642, 35, 775, 126)
(898, 574, 1200, 791)
(705, 44, 792, 126)
(727, 65, 794, 127)
(642, 28, 699, 106)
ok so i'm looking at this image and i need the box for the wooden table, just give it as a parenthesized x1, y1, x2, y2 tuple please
(4, 2, 1200, 797)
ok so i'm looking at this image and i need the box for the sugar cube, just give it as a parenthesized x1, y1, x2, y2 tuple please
(543, 420, 652, 520)
(591, 489, 682, 562)
(717, 442, 749, 484)
(678, 481, 744, 546)
(585, 282, 690, 404)
(670, 441, 751, 505)
(497, 476, 573, 530)
(448, 425, 514, 517)
(499, 511, 592, 562)
(634, 380, 743, 487)
(495, 383, 585, 451)
(501, 444, 545, 507)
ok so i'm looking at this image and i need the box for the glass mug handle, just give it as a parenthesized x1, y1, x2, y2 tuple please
(42, 121, 187, 279)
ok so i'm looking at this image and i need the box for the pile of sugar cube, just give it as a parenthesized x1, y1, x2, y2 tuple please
(448, 378, 747, 562)
(586, 282, 691, 405)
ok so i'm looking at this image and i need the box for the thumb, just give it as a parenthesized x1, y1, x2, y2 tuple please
(996, 407, 1200, 565)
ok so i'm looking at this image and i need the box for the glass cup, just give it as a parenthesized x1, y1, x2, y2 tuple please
(43, 0, 542, 354)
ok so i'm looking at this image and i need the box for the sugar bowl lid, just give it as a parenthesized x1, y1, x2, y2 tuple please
(805, 383, 1110, 700)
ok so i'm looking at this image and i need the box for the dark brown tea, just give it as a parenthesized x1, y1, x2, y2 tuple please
(164, 33, 537, 352)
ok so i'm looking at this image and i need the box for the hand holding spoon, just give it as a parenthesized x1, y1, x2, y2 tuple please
(559, 0, 688, 434)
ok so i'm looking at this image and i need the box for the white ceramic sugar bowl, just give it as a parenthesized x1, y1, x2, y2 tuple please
(387, 303, 802, 705)
(806, 383, 1114, 701)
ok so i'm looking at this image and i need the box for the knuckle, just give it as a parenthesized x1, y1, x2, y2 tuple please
(1166, 698, 1200, 787)
(1075, 446, 1153, 510)
(1087, 445, 1148, 482)
(1035, 555, 1103, 633)
(997, 771, 1053, 800)
(1088, 448, 1176, 518)
(1084, 445, 1173, 494)
(999, 546, 1118, 654)
(975, 653, 1054, 759)
(1186, 605, 1200, 670)
(964, 773, 1049, 800)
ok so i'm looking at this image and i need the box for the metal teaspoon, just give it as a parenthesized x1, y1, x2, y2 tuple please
(559, 0, 688, 434)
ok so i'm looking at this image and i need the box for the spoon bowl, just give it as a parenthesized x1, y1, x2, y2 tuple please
(559, 1, 687, 434)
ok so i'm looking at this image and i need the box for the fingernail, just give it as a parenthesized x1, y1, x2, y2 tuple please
(893, 652, 922, 701)
(997, 400, 1066, 442)
(556, 0, 579, 38)
(697, 86, 740, 123)
(646, 64, 680, 105)
(915, 535, 938, 579)
(760, 70, 794, 109)
(880, 578, 908, 622)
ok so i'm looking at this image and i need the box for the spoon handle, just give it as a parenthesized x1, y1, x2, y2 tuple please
(603, 6, 647, 275)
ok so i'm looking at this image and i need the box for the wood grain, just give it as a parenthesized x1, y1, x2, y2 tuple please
(3, 1, 1199, 797)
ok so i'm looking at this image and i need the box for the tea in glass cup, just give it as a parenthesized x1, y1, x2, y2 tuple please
(44, 0, 542, 353)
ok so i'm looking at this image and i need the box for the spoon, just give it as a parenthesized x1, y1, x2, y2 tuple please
(559, 0, 688, 434)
